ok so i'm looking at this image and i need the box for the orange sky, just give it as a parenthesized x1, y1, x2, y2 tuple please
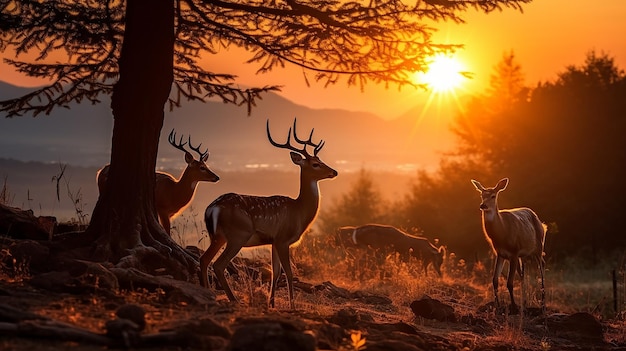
(2, 0, 625, 119)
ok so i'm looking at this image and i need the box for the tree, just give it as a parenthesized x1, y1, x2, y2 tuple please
(0, 0, 532, 279)
(400, 51, 626, 263)
(318, 168, 387, 234)
(449, 51, 626, 262)
(451, 51, 528, 166)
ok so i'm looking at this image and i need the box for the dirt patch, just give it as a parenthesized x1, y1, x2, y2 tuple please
(1, 274, 624, 351)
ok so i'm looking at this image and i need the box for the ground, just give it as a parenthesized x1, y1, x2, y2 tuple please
(1, 263, 625, 351)
(1, 206, 625, 350)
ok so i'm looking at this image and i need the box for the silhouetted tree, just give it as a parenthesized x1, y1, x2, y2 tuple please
(318, 168, 388, 233)
(0, 0, 532, 279)
(400, 51, 626, 264)
(450, 51, 626, 262)
(525, 51, 626, 262)
(452, 51, 529, 165)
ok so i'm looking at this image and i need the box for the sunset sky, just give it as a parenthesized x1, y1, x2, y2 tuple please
(1, 0, 625, 120)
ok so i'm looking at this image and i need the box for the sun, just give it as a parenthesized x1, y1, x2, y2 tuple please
(416, 54, 466, 93)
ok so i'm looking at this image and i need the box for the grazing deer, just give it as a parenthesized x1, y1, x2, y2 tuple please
(97, 130, 220, 235)
(337, 224, 445, 276)
(199, 119, 337, 309)
(471, 178, 546, 313)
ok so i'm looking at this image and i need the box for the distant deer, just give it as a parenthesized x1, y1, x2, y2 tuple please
(97, 130, 219, 235)
(199, 119, 337, 309)
(471, 178, 546, 313)
(337, 224, 445, 277)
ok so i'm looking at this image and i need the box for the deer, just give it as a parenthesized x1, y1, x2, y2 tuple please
(471, 178, 546, 314)
(336, 224, 445, 277)
(199, 118, 337, 309)
(97, 129, 220, 235)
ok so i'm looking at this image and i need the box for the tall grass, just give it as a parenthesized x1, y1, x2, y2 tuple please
(172, 210, 625, 319)
(1, 176, 14, 206)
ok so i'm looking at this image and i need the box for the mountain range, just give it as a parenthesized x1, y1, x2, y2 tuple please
(0, 81, 458, 172)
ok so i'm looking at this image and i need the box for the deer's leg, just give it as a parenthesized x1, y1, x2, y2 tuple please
(507, 255, 519, 312)
(273, 243, 295, 309)
(199, 235, 226, 288)
(269, 245, 282, 308)
(212, 237, 247, 303)
(493, 255, 506, 306)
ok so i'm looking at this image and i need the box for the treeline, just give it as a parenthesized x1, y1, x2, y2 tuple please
(318, 51, 626, 265)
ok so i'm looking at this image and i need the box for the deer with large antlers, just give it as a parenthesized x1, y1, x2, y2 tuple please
(97, 130, 220, 235)
(471, 178, 546, 313)
(199, 119, 337, 309)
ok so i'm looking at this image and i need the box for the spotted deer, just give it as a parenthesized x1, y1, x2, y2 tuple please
(97, 130, 219, 235)
(471, 178, 546, 313)
(199, 119, 337, 309)
(337, 224, 445, 276)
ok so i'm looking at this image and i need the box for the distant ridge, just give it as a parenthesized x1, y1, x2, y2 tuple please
(0, 80, 457, 171)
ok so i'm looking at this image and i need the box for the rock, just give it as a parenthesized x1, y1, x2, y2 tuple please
(29, 271, 75, 292)
(106, 317, 141, 336)
(28, 259, 119, 295)
(110, 267, 216, 305)
(0, 204, 50, 240)
(410, 295, 456, 322)
(54, 222, 87, 235)
(228, 320, 316, 351)
(116, 304, 146, 331)
(327, 307, 374, 329)
(7, 239, 50, 272)
(353, 290, 393, 305)
(176, 317, 231, 340)
(37, 216, 57, 239)
(547, 312, 604, 343)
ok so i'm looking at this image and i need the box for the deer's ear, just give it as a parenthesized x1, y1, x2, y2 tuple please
(290, 152, 305, 165)
(201, 153, 209, 162)
(495, 178, 509, 191)
(471, 180, 484, 192)
(184, 152, 194, 164)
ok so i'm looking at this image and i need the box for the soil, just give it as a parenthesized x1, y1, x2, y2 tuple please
(1, 205, 625, 350)
(1, 272, 625, 351)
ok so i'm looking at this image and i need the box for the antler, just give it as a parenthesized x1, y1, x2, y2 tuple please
(188, 135, 209, 161)
(266, 118, 325, 157)
(168, 129, 190, 154)
(168, 129, 208, 161)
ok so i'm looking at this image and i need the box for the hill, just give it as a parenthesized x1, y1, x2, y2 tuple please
(0, 81, 457, 171)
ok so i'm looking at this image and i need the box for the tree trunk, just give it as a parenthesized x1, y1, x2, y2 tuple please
(86, 0, 196, 280)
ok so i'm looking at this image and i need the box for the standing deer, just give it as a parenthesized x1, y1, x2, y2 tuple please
(471, 178, 546, 313)
(199, 119, 337, 309)
(337, 224, 445, 276)
(97, 130, 219, 235)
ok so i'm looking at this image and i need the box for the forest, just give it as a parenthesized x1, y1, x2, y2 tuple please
(319, 51, 626, 268)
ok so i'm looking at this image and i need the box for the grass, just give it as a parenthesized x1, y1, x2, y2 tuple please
(169, 209, 626, 320)
(3, 181, 624, 349)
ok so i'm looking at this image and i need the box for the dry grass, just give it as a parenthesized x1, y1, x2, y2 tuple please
(170, 210, 625, 321)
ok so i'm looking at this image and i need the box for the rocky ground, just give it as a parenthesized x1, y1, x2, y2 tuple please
(1, 266, 625, 351)
(1, 203, 625, 350)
